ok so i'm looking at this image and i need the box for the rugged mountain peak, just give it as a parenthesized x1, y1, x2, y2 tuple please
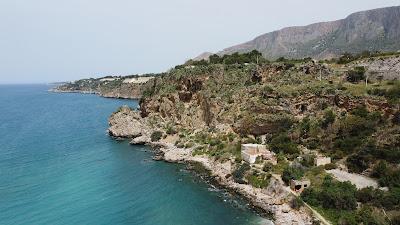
(196, 6, 400, 60)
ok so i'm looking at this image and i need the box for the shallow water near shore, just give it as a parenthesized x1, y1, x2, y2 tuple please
(0, 84, 270, 225)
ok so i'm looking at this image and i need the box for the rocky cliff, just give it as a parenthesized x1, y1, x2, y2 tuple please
(107, 55, 400, 224)
(196, 6, 400, 60)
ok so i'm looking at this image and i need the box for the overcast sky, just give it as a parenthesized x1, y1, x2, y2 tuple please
(0, 0, 398, 84)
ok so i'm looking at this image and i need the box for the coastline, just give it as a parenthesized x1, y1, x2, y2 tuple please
(135, 140, 313, 225)
(49, 89, 141, 100)
(50, 89, 317, 225)
(106, 105, 315, 225)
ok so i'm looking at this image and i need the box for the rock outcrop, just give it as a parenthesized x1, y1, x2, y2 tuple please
(108, 106, 150, 138)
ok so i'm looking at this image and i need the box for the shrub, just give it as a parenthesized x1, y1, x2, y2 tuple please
(356, 187, 384, 204)
(334, 136, 362, 154)
(393, 111, 400, 125)
(302, 176, 357, 210)
(372, 161, 389, 178)
(151, 131, 163, 142)
(337, 214, 358, 225)
(290, 197, 304, 210)
(270, 134, 299, 155)
(386, 82, 400, 103)
(247, 173, 271, 188)
(371, 160, 400, 188)
(338, 53, 356, 64)
(346, 153, 370, 173)
(262, 162, 274, 172)
(208, 138, 221, 146)
(346, 67, 366, 83)
(232, 163, 251, 183)
(324, 163, 337, 170)
(357, 206, 389, 225)
(166, 126, 177, 135)
(301, 154, 316, 168)
(282, 165, 304, 185)
(350, 106, 369, 118)
(321, 109, 335, 128)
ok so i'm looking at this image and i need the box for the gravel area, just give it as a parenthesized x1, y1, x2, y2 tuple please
(327, 169, 378, 189)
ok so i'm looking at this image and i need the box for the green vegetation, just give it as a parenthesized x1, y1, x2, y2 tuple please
(150, 131, 163, 142)
(302, 176, 357, 210)
(290, 197, 304, 210)
(232, 163, 251, 184)
(269, 133, 299, 156)
(301, 174, 397, 224)
(346, 66, 366, 83)
(282, 165, 304, 185)
(368, 81, 400, 104)
(332, 51, 400, 64)
(372, 161, 400, 188)
(133, 51, 400, 223)
(246, 172, 271, 188)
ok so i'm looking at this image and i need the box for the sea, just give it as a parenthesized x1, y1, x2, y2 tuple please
(0, 84, 271, 225)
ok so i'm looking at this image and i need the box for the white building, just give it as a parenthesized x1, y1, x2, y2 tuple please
(123, 76, 154, 84)
(241, 144, 276, 164)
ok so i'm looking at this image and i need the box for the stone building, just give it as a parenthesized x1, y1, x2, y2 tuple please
(290, 179, 311, 193)
(241, 144, 276, 164)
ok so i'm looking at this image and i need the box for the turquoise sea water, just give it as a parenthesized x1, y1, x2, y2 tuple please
(0, 85, 268, 225)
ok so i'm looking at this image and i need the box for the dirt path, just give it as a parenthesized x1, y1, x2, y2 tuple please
(303, 202, 332, 225)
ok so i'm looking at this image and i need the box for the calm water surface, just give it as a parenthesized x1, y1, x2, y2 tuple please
(0, 85, 270, 225)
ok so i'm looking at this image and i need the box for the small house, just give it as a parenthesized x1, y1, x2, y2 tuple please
(241, 144, 276, 164)
(290, 179, 311, 193)
(314, 156, 331, 167)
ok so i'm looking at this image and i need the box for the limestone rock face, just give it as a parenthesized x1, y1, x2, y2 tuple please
(130, 135, 151, 145)
(108, 106, 148, 138)
(200, 6, 400, 60)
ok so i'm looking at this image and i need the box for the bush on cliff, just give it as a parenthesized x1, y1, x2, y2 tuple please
(269, 133, 299, 155)
(151, 131, 163, 142)
(281, 165, 304, 185)
(290, 197, 304, 210)
(246, 172, 271, 188)
(232, 163, 250, 184)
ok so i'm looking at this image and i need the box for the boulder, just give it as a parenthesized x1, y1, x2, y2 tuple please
(130, 135, 151, 145)
(108, 106, 148, 138)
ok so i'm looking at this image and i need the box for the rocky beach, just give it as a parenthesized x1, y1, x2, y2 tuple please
(108, 106, 314, 225)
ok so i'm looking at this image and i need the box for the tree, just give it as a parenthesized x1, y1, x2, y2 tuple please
(209, 54, 222, 64)
(321, 109, 335, 128)
(302, 176, 357, 210)
(282, 165, 304, 185)
(346, 67, 366, 83)
(338, 52, 355, 64)
(270, 133, 299, 155)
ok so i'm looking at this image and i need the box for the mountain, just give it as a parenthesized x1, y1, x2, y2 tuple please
(197, 6, 400, 60)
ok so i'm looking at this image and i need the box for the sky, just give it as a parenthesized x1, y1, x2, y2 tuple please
(0, 0, 399, 84)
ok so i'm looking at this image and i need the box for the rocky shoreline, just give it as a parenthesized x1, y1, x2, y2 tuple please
(108, 106, 314, 225)
(49, 88, 141, 100)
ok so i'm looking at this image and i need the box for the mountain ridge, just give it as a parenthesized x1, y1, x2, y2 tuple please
(195, 6, 400, 60)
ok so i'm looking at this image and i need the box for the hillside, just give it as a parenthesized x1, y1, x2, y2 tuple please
(196, 6, 400, 60)
(104, 52, 400, 224)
